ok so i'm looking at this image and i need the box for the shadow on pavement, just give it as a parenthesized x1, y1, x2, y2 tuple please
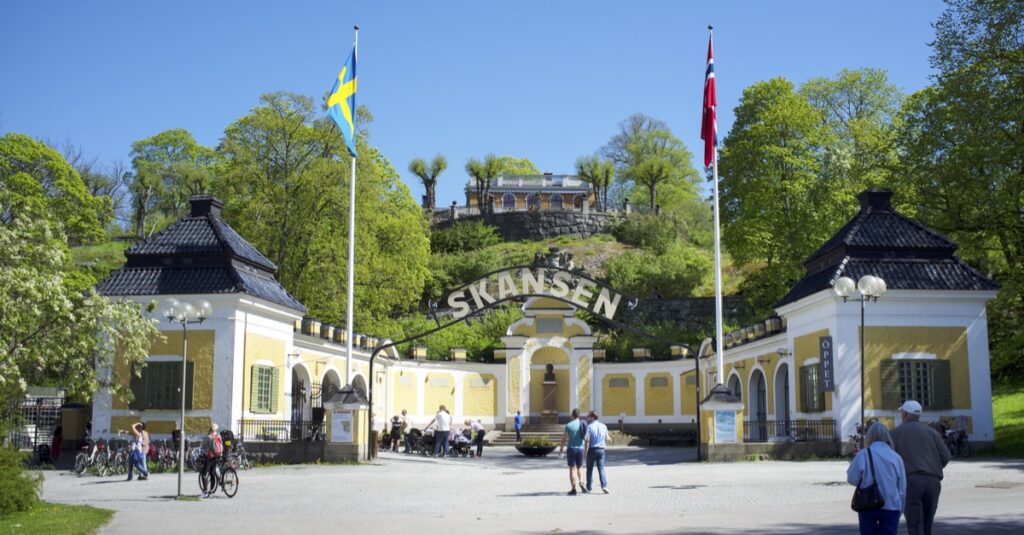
(538, 516, 1024, 535)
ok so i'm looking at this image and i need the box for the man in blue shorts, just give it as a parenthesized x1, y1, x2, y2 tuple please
(557, 408, 588, 495)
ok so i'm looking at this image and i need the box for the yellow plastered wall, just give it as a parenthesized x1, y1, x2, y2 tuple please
(602, 373, 636, 417)
(243, 332, 286, 415)
(508, 356, 521, 414)
(424, 372, 455, 412)
(392, 369, 418, 415)
(864, 326, 971, 411)
(531, 346, 570, 365)
(462, 373, 498, 416)
(680, 374, 698, 415)
(564, 323, 587, 337)
(644, 372, 674, 416)
(114, 330, 216, 410)
(530, 369, 570, 413)
(577, 358, 592, 413)
(794, 329, 833, 412)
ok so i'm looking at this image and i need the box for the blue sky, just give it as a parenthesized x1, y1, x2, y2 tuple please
(1, 1, 945, 208)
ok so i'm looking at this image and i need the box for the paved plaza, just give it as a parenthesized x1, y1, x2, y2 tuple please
(40, 446, 1024, 534)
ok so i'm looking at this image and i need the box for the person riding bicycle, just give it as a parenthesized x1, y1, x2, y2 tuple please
(202, 423, 225, 498)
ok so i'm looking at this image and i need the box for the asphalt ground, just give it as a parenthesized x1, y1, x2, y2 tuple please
(39, 446, 1024, 534)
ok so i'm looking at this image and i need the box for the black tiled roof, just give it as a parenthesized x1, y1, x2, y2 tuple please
(127, 216, 276, 271)
(97, 196, 305, 313)
(776, 189, 997, 308)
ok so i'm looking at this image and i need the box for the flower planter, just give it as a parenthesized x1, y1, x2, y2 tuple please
(515, 444, 557, 457)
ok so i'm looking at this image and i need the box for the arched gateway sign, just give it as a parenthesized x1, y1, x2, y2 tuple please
(446, 267, 626, 322)
(367, 248, 701, 460)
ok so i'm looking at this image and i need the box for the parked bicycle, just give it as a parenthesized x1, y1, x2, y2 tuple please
(197, 456, 239, 498)
(226, 437, 252, 470)
(107, 431, 132, 476)
(73, 436, 109, 477)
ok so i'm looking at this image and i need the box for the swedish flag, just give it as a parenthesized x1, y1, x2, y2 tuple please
(327, 48, 358, 157)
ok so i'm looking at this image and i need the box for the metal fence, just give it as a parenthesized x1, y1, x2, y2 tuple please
(743, 419, 838, 443)
(4, 395, 63, 450)
(237, 419, 324, 442)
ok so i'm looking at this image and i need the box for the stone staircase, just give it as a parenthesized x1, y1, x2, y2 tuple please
(487, 424, 565, 447)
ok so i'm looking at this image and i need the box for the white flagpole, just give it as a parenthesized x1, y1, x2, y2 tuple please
(709, 26, 725, 385)
(344, 25, 359, 387)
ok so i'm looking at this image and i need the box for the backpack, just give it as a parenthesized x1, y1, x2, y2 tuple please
(206, 434, 224, 458)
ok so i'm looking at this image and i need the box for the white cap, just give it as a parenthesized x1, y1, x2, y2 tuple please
(898, 400, 923, 415)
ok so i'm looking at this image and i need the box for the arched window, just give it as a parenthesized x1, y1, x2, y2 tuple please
(728, 374, 742, 401)
(526, 193, 540, 210)
(573, 194, 585, 210)
(549, 194, 563, 210)
(502, 193, 516, 210)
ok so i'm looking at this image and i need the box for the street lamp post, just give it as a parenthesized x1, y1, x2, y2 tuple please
(163, 298, 211, 498)
(832, 275, 886, 433)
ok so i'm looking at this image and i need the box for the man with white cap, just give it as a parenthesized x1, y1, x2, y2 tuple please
(890, 400, 951, 535)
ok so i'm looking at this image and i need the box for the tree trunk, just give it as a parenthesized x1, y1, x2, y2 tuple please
(649, 183, 657, 212)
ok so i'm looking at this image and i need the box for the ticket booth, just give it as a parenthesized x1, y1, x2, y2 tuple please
(700, 384, 744, 462)
(323, 384, 369, 462)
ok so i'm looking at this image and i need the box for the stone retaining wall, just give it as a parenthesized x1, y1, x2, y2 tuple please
(436, 210, 615, 241)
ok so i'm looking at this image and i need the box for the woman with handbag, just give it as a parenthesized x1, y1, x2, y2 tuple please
(847, 422, 907, 534)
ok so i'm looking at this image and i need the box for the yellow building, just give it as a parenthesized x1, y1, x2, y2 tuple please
(94, 189, 999, 455)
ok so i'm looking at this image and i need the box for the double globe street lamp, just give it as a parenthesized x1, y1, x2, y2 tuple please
(163, 298, 212, 498)
(832, 275, 887, 434)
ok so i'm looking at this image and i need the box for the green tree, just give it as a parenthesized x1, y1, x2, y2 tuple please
(0, 213, 160, 405)
(129, 129, 221, 238)
(0, 133, 109, 245)
(215, 92, 430, 333)
(465, 153, 503, 215)
(896, 0, 1024, 378)
(600, 114, 701, 212)
(604, 241, 711, 300)
(495, 156, 541, 175)
(574, 155, 614, 210)
(717, 78, 829, 314)
(408, 154, 448, 211)
(801, 68, 904, 212)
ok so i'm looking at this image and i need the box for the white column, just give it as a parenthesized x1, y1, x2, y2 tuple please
(635, 372, 645, 420)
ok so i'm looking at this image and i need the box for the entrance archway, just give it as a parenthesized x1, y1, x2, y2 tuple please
(774, 363, 791, 437)
(321, 369, 341, 407)
(291, 364, 311, 422)
(727, 374, 742, 401)
(749, 370, 768, 441)
(352, 374, 368, 398)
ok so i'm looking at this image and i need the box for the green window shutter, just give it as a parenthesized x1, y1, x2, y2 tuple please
(249, 366, 259, 412)
(880, 359, 902, 411)
(811, 362, 827, 412)
(799, 366, 809, 412)
(931, 360, 952, 410)
(270, 367, 280, 414)
(129, 364, 146, 410)
(185, 361, 195, 410)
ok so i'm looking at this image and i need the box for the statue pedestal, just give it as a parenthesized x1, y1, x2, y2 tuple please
(542, 381, 558, 425)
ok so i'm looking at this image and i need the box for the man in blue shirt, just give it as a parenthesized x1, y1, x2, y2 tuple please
(514, 410, 522, 443)
(558, 408, 587, 495)
(584, 410, 609, 494)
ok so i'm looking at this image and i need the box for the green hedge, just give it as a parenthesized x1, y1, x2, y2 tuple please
(0, 446, 41, 515)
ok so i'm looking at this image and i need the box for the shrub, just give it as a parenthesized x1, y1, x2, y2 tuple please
(0, 446, 41, 515)
(604, 241, 711, 299)
(431, 220, 500, 254)
(520, 437, 554, 447)
(613, 214, 676, 254)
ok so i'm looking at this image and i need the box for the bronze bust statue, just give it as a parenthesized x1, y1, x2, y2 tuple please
(544, 363, 555, 382)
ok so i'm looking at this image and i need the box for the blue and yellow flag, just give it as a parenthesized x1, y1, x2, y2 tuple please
(327, 48, 358, 157)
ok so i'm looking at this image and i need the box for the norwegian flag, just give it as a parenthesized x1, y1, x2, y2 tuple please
(701, 32, 717, 168)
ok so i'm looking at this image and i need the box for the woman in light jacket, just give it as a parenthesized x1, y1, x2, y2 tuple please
(847, 422, 907, 534)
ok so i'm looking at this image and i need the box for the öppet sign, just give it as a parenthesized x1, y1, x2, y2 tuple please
(819, 336, 835, 392)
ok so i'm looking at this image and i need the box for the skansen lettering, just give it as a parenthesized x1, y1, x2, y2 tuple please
(446, 268, 623, 321)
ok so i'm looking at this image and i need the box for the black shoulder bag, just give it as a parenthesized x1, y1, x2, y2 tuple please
(851, 448, 886, 512)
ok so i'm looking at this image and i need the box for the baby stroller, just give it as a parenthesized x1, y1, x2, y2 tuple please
(406, 428, 435, 456)
(449, 429, 473, 458)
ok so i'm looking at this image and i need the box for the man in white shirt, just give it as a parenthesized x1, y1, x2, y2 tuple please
(425, 405, 452, 458)
(583, 410, 610, 494)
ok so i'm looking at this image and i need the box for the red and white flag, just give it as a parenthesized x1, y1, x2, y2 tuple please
(701, 32, 717, 168)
